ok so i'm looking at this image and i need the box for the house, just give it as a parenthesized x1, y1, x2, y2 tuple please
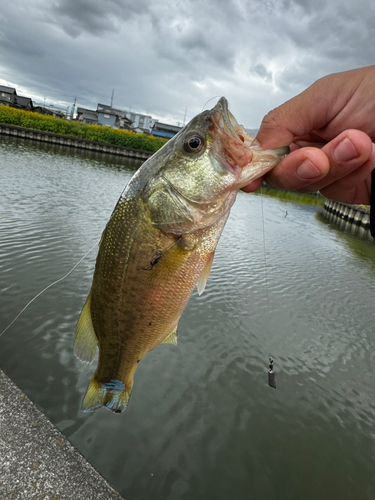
(97, 103, 135, 131)
(15, 96, 34, 111)
(151, 122, 181, 139)
(0, 85, 17, 106)
(97, 104, 156, 133)
(124, 111, 155, 133)
(33, 106, 65, 119)
(97, 103, 119, 127)
(0, 87, 34, 111)
(76, 107, 98, 125)
(97, 103, 133, 129)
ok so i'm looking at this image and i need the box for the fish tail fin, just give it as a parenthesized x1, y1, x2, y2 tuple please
(81, 376, 133, 414)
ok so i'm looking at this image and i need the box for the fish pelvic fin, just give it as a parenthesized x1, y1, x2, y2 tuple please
(196, 252, 215, 296)
(74, 293, 98, 364)
(81, 376, 132, 414)
(162, 325, 178, 345)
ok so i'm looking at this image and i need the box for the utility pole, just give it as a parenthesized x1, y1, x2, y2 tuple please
(111, 89, 114, 108)
(182, 106, 187, 127)
(71, 96, 77, 120)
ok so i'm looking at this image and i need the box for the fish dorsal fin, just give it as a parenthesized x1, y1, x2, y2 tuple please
(162, 325, 178, 345)
(74, 294, 98, 364)
(196, 252, 214, 296)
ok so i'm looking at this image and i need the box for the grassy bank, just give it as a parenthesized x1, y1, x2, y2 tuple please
(254, 185, 325, 206)
(0, 106, 168, 153)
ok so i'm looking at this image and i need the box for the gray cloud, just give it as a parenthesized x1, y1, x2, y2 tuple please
(0, 0, 374, 128)
(51, 0, 150, 37)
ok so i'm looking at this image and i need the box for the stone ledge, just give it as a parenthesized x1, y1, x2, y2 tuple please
(0, 369, 123, 500)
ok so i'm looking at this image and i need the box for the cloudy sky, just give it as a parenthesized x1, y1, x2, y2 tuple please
(0, 0, 374, 128)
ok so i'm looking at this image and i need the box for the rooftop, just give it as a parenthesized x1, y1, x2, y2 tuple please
(153, 122, 181, 133)
(0, 85, 16, 94)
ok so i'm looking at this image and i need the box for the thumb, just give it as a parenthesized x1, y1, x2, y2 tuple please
(255, 72, 354, 150)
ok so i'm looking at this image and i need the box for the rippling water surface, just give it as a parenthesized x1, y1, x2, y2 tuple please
(1, 136, 375, 500)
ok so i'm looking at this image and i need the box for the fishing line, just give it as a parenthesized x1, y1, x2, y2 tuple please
(0, 239, 100, 338)
(260, 186, 270, 304)
(260, 186, 276, 388)
(202, 96, 223, 111)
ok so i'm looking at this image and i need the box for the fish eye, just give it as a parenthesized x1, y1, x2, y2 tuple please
(183, 134, 205, 154)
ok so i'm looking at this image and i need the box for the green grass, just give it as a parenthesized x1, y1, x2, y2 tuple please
(0, 105, 168, 153)
(254, 185, 325, 206)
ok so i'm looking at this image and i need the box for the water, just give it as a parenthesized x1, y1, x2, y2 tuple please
(1, 136, 375, 500)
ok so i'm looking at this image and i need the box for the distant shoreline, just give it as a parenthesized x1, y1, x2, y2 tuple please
(254, 185, 325, 206)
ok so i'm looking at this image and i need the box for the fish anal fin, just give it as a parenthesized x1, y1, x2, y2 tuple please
(196, 252, 215, 296)
(74, 294, 98, 364)
(162, 325, 178, 345)
(81, 376, 132, 414)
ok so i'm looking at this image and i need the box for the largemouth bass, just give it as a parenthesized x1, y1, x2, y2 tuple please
(74, 97, 288, 413)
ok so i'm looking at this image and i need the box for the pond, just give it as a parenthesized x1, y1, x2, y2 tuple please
(1, 135, 375, 500)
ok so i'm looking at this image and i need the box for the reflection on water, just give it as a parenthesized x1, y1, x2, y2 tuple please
(317, 212, 375, 267)
(1, 136, 375, 500)
(319, 209, 374, 242)
(1, 135, 145, 170)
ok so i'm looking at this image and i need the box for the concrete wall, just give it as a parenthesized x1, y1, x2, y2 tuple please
(321, 199, 373, 241)
(0, 123, 153, 161)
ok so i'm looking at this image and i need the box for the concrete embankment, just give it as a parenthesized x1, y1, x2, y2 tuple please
(321, 199, 373, 240)
(0, 123, 153, 161)
(0, 369, 124, 500)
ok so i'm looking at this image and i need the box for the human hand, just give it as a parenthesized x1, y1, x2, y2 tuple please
(243, 66, 375, 205)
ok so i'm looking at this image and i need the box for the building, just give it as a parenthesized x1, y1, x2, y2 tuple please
(124, 111, 155, 133)
(76, 107, 98, 125)
(96, 103, 134, 129)
(151, 122, 181, 139)
(96, 103, 120, 128)
(33, 105, 66, 119)
(0, 86, 35, 111)
(0, 85, 17, 106)
(96, 104, 149, 132)
(15, 96, 34, 111)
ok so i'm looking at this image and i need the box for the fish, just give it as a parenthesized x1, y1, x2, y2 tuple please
(74, 97, 288, 413)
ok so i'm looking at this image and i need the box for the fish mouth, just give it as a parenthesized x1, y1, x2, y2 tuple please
(213, 97, 242, 143)
(212, 97, 253, 171)
(211, 97, 289, 179)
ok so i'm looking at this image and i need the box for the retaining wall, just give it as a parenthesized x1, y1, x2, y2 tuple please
(0, 123, 153, 161)
(321, 199, 373, 241)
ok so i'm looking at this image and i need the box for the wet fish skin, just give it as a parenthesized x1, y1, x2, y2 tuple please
(74, 97, 288, 413)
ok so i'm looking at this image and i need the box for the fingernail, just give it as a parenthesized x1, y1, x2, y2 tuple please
(296, 160, 321, 180)
(333, 138, 359, 162)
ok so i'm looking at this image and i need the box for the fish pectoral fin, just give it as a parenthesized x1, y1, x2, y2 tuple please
(74, 294, 98, 364)
(196, 252, 215, 296)
(162, 325, 178, 345)
(82, 376, 132, 414)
